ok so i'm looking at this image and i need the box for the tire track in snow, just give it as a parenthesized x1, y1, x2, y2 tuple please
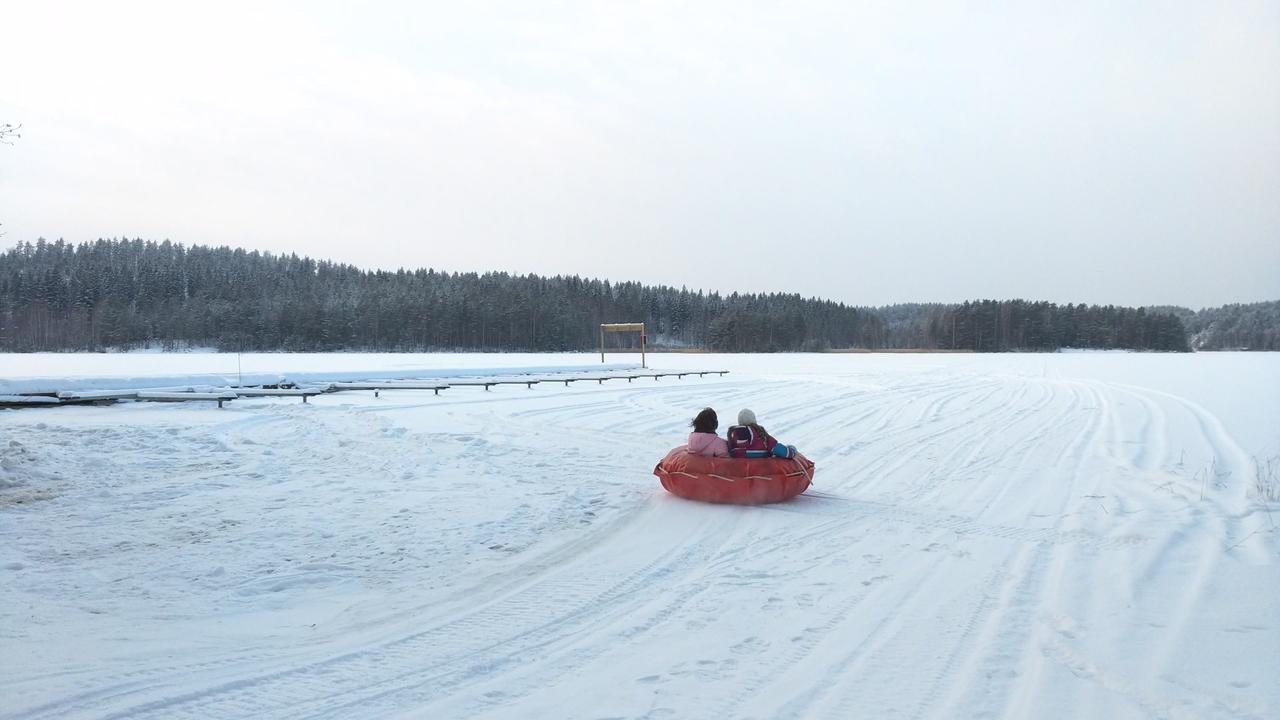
(8, 399, 647, 720)
(941, 379, 1107, 720)
(755, 529, 1015, 718)
(1000, 377, 1274, 719)
(767, 496, 1146, 551)
(66, 504, 733, 720)
(820, 378, 1020, 494)
(778, 377, 1110, 718)
(707, 531, 947, 719)
(693, 377, 1108, 718)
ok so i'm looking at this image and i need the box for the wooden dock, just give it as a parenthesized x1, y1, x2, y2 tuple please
(320, 369, 729, 395)
(0, 369, 730, 409)
(231, 388, 325, 402)
(327, 382, 449, 397)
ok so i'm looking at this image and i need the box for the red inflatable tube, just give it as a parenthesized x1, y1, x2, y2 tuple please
(653, 446, 815, 505)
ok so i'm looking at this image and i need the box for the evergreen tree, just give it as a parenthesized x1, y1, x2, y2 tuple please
(0, 238, 1219, 353)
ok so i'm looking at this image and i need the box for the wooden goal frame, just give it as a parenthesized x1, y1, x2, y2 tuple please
(600, 323, 646, 368)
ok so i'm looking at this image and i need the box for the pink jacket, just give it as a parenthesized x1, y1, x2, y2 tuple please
(687, 432, 729, 458)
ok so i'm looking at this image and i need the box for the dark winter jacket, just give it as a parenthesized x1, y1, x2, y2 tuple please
(727, 425, 778, 458)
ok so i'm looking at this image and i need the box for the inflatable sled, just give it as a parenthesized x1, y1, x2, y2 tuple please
(653, 446, 814, 505)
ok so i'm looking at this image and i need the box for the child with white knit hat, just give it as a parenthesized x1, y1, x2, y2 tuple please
(726, 408, 797, 459)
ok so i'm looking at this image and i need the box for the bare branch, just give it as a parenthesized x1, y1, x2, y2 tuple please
(0, 122, 21, 145)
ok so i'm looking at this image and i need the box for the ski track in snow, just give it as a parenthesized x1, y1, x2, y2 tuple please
(1, 354, 1277, 720)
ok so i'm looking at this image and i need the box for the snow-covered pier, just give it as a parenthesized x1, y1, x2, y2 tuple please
(447, 369, 730, 391)
(0, 368, 730, 408)
(328, 381, 452, 397)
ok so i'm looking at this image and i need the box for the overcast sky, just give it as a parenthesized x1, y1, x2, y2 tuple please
(1, 1, 1276, 309)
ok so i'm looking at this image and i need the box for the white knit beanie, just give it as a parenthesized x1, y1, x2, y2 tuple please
(737, 408, 757, 426)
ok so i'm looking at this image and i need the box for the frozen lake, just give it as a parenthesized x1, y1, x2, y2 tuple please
(2, 352, 1277, 719)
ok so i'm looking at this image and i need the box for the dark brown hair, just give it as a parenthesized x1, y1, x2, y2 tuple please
(690, 407, 719, 434)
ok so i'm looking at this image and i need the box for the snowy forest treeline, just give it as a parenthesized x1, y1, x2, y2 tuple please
(0, 238, 1270, 353)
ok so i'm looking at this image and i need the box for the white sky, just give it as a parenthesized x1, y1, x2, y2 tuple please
(1, 1, 1277, 309)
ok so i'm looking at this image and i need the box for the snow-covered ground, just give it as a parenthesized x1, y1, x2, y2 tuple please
(1, 352, 1277, 720)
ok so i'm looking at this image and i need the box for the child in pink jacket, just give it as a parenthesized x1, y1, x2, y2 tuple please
(687, 407, 729, 457)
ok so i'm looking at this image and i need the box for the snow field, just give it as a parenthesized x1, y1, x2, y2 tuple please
(1, 352, 1277, 719)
